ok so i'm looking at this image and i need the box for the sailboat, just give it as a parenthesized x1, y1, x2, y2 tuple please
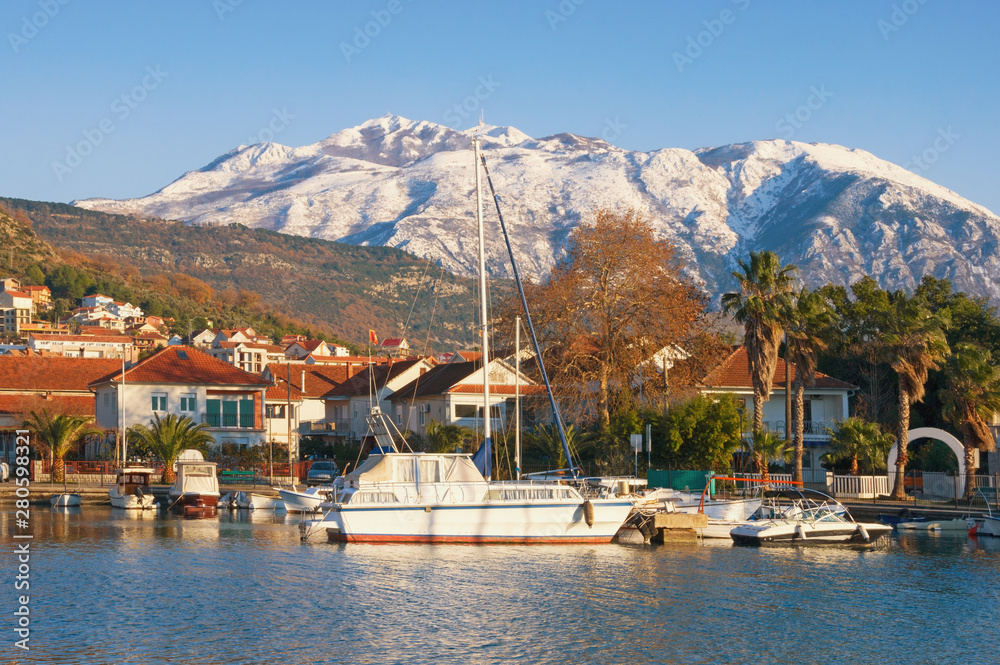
(299, 138, 634, 543)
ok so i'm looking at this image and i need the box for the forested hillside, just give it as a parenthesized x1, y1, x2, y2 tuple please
(1, 198, 480, 348)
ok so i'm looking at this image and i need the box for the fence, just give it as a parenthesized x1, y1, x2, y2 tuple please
(832, 475, 889, 499)
(32, 459, 314, 484)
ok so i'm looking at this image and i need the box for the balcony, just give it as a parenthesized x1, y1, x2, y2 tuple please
(298, 419, 352, 436)
(758, 421, 834, 441)
(203, 413, 261, 430)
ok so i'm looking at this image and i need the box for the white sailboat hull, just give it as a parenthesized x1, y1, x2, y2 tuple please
(305, 499, 634, 544)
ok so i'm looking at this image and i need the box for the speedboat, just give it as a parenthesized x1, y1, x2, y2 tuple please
(278, 485, 335, 513)
(168, 450, 220, 518)
(109, 467, 157, 510)
(730, 488, 891, 545)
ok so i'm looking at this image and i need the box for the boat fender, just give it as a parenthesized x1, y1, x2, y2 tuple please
(856, 524, 870, 543)
(582, 500, 595, 528)
(795, 524, 807, 540)
(134, 486, 145, 499)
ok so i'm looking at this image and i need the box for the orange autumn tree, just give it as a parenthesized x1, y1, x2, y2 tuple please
(513, 208, 707, 429)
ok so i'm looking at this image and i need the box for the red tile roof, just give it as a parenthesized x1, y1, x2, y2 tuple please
(380, 338, 406, 347)
(91, 346, 271, 387)
(270, 363, 363, 399)
(265, 382, 305, 401)
(215, 341, 285, 353)
(323, 359, 425, 398)
(700, 346, 856, 391)
(0, 394, 96, 417)
(0, 356, 123, 392)
(3, 290, 31, 299)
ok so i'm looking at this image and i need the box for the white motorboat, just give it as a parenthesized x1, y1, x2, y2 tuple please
(109, 467, 157, 510)
(897, 518, 972, 532)
(278, 485, 334, 513)
(219, 491, 284, 511)
(168, 450, 220, 518)
(300, 449, 633, 544)
(730, 488, 892, 545)
(50, 493, 81, 507)
(299, 408, 633, 544)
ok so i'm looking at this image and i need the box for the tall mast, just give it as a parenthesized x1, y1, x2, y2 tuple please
(515, 316, 521, 481)
(475, 137, 492, 480)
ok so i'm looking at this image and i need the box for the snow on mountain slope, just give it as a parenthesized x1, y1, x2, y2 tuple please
(75, 114, 1000, 302)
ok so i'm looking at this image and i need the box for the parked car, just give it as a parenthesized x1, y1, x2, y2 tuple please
(306, 460, 340, 486)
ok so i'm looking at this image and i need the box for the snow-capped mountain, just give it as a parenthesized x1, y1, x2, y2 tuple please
(75, 114, 1000, 302)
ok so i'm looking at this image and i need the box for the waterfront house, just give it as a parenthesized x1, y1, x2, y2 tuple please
(263, 363, 356, 437)
(699, 346, 856, 481)
(322, 358, 436, 444)
(21, 285, 52, 312)
(285, 339, 334, 359)
(264, 381, 304, 458)
(389, 359, 545, 436)
(90, 346, 272, 448)
(81, 294, 114, 309)
(0, 356, 122, 463)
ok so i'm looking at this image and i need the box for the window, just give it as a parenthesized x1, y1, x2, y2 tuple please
(418, 411, 425, 426)
(455, 404, 501, 419)
(151, 392, 167, 412)
(180, 394, 196, 412)
(266, 404, 286, 419)
(103, 393, 109, 407)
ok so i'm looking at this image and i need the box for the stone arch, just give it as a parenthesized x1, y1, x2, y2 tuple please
(886, 427, 973, 482)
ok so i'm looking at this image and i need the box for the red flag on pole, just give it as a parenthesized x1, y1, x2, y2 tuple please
(369, 330, 378, 344)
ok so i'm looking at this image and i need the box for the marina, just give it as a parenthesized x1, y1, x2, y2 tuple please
(8, 505, 999, 665)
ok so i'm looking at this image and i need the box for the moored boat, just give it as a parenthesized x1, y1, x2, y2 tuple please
(730, 488, 891, 545)
(109, 467, 157, 510)
(50, 492, 82, 507)
(277, 485, 334, 513)
(299, 443, 633, 543)
(168, 450, 220, 518)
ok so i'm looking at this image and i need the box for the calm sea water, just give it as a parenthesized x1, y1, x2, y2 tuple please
(3, 507, 999, 665)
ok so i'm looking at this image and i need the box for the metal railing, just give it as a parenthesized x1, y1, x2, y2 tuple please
(761, 421, 834, 437)
(203, 413, 259, 429)
(298, 419, 351, 434)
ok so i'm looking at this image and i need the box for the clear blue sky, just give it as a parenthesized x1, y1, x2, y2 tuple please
(3, 0, 998, 214)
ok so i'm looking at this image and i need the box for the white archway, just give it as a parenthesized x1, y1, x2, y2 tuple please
(886, 427, 976, 485)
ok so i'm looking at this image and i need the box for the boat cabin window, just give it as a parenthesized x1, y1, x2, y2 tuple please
(183, 465, 216, 477)
(351, 491, 399, 504)
(419, 459, 440, 483)
(486, 487, 578, 501)
(120, 474, 149, 485)
(395, 458, 416, 482)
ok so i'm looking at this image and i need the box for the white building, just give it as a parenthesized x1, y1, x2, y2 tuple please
(323, 358, 436, 443)
(699, 346, 856, 482)
(208, 341, 286, 374)
(28, 333, 135, 361)
(389, 358, 543, 436)
(90, 345, 272, 448)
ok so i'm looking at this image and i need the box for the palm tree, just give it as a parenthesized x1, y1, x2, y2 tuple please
(826, 418, 894, 476)
(129, 414, 215, 483)
(722, 251, 797, 473)
(881, 291, 950, 499)
(424, 420, 474, 454)
(749, 429, 791, 482)
(24, 410, 101, 483)
(523, 423, 593, 470)
(782, 287, 838, 483)
(940, 343, 1000, 498)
